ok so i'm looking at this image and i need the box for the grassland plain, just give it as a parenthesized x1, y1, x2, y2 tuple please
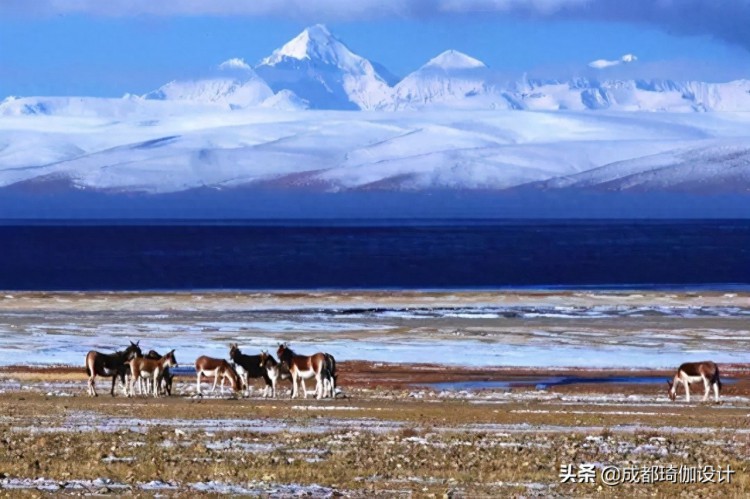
(1, 363, 750, 497)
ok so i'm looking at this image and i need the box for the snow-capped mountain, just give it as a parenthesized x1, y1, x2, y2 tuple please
(141, 59, 304, 110)
(512, 77, 750, 112)
(144, 77, 273, 109)
(3, 24, 750, 205)
(255, 24, 392, 110)
(5, 25, 750, 114)
(390, 50, 514, 110)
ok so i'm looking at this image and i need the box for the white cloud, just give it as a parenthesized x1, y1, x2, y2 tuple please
(589, 54, 638, 69)
(3, 1, 750, 51)
(218, 58, 252, 71)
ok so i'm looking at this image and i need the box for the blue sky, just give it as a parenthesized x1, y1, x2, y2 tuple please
(2, 0, 750, 97)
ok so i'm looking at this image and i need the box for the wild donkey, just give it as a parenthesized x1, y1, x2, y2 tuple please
(322, 353, 338, 398)
(228, 343, 273, 396)
(85, 341, 142, 397)
(668, 361, 722, 403)
(258, 350, 292, 398)
(128, 350, 178, 398)
(194, 355, 241, 395)
(134, 350, 175, 396)
(277, 343, 328, 399)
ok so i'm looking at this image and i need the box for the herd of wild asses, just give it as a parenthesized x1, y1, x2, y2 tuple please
(85, 341, 724, 403)
(85, 341, 338, 399)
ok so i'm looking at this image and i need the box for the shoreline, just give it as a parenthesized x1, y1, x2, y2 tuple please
(4, 361, 750, 394)
(1, 290, 748, 370)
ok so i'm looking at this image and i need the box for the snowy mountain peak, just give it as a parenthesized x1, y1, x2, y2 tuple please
(260, 24, 359, 69)
(256, 24, 392, 110)
(423, 50, 487, 71)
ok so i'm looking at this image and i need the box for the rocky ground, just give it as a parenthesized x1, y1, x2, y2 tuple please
(1, 363, 749, 498)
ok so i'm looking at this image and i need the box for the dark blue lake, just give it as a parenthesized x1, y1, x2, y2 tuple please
(1, 219, 748, 290)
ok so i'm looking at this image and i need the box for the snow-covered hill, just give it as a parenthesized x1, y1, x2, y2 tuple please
(1, 109, 749, 194)
(538, 140, 750, 193)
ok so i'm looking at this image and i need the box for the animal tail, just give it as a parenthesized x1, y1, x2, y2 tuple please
(716, 365, 722, 391)
(85, 365, 91, 377)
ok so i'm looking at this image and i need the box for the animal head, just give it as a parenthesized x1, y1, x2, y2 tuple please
(667, 380, 676, 401)
(276, 343, 294, 368)
(164, 349, 178, 368)
(277, 342, 290, 358)
(226, 363, 241, 392)
(229, 343, 240, 359)
(259, 349, 269, 367)
(145, 350, 162, 360)
(125, 341, 143, 360)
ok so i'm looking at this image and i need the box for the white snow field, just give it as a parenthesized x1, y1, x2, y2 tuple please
(1, 106, 749, 194)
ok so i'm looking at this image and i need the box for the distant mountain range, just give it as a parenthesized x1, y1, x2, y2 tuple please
(0, 25, 749, 213)
(3, 24, 750, 114)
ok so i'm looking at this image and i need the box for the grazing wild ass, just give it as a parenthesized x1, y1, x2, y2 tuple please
(277, 343, 328, 399)
(194, 355, 241, 395)
(258, 350, 292, 398)
(128, 350, 178, 398)
(668, 361, 722, 403)
(85, 341, 142, 397)
(228, 343, 273, 396)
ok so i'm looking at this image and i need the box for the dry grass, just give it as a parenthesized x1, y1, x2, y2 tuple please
(0, 375, 749, 497)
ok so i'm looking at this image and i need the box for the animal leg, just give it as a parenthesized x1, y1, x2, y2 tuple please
(702, 376, 710, 401)
(153, 372, 161, 398)
(240, 373, 248, 396)
(196, 372, 203, 395)
(684, 379, 690, 402)
(315, 373, 323, 400)
(262, 373, 272, 398)
(88, 374, 97, 397)
(111, 374, 118, 397)
(211, 374, 219, 393)
(713, 382, 720, 402)
(220, 375, 226, 395)
(119, 374, 129, 396)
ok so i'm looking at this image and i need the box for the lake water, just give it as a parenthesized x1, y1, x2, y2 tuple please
(1, 219, 748, 290)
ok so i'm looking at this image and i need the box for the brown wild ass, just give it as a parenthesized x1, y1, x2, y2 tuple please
(128, 350, 178, 398)
(277, 343, 327, 399)
(135, 350, 175, 396)
(85, 341, 142, 397)
(258, 350, 292, 398)
(195, 355, 241, 395)
(668, 361, 722, 403)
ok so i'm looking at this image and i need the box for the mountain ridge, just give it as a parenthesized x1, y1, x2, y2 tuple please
(4, 25, 750, 113)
